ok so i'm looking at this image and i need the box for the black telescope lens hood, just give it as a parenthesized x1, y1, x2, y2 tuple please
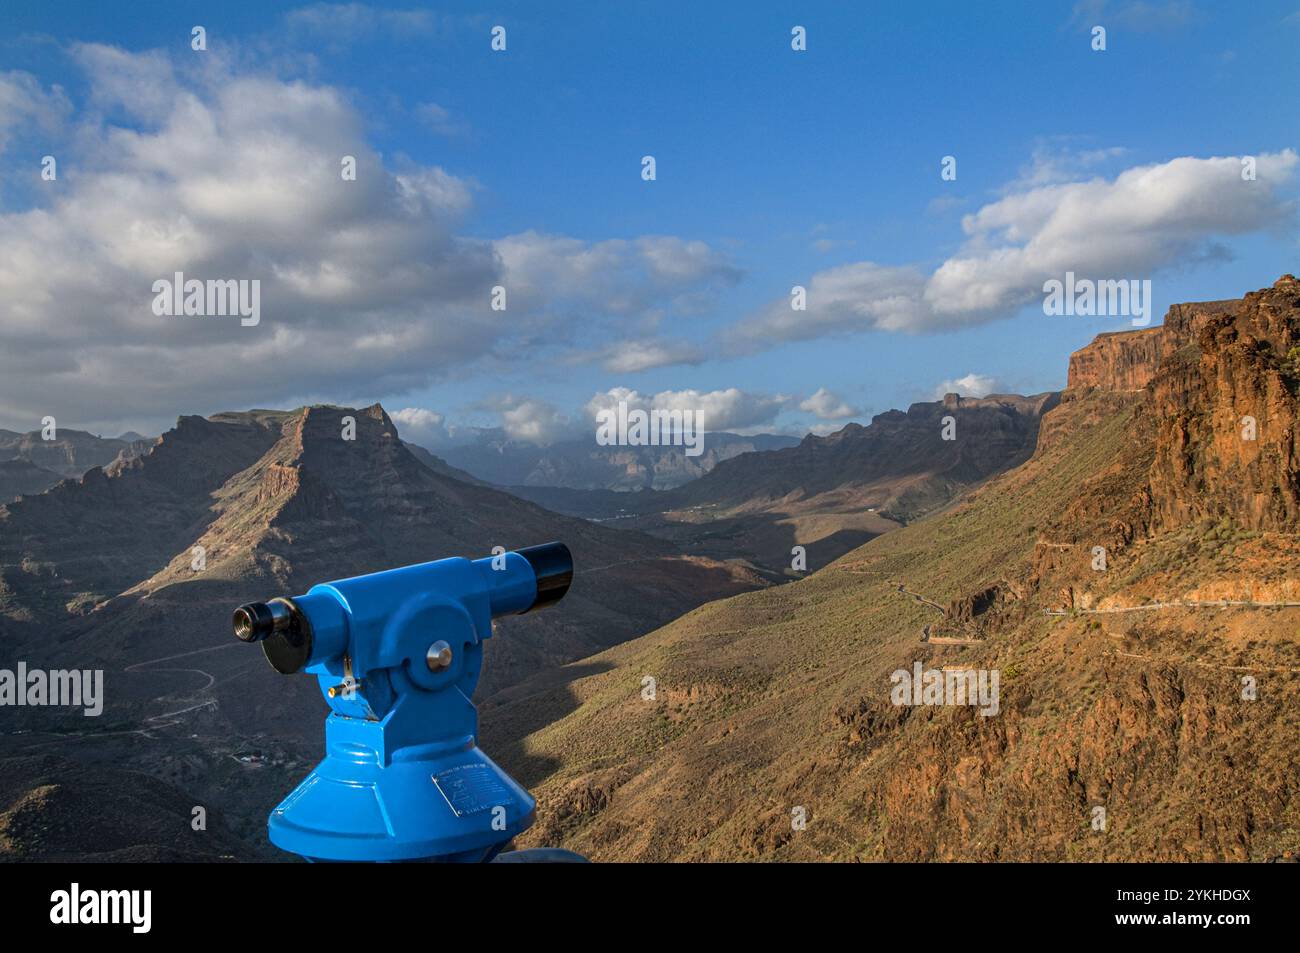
(516, 542, 573, 612)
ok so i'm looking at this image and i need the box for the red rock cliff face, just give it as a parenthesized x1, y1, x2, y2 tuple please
(1062, 277, 1300, 536)
(1067, 327, 1167, 391)
(1065, 300, 1239, 392)
(1147, 277, 1300, 531)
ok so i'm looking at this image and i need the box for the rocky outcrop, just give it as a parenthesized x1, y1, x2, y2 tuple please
(259, 463, 347, 524)
(0, 754, 257, 861)
(1146, 277, 1300, 532)
(1067, 328, 1166, 391)
(1066, 299, 1239, 393)
(2, 401, 765, 699)
(946, 581, 1007, 624)
(0, 414, 282, 620)
(0, 428, 150, 480)
(1023, 277, 1300, 605)
(1051, 278, 1300, 541)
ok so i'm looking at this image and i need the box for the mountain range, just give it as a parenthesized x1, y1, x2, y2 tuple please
(485, 277, 1300, 862)
(3, 277, 1298, 862)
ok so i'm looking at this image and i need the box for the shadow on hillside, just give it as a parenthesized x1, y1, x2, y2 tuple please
(0, 614, 52, 656)
(638, 510, 886, 575)
(479, 660, 615, 789)
(804, 527, 887, 568)
(46, 578, 250, 665)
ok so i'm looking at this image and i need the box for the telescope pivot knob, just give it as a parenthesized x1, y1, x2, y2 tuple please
(426, 640, 453, 672)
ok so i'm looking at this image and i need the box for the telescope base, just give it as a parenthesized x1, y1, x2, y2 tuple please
(268, 732, 536, 863)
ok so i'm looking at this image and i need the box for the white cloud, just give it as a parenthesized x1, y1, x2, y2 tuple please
(0, 70, 71, 151)
(812, 237, 855, 254)
(0, 46, 736, 431)
(401, 388, 795, 448)
(74, 44, 176, 121)
(1070, 0, 1199, 32)
(1011, 141, 1128, 190)
(593, 339, 705, 373)
(414, 101, 464, 137)
(494, 231, 741, 317)
(799, 387, 860, 420)
(392, 407, 453, 446)
(284, 3, 437, 39)
(585, 387, 790, 434)
(492, 396, 573, 445)
(0, 46, 493, 428)
(731, 150, 1298, 348)
(926, 194, 968, 216)
(733, 261, 929, 345)
(806, 423, 843, 436)
(933, 373, 1000, 399)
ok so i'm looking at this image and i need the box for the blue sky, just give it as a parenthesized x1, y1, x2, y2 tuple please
(0, 0, 1297, 443)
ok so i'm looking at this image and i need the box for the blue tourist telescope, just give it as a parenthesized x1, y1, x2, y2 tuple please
(232, 542, 573, 862)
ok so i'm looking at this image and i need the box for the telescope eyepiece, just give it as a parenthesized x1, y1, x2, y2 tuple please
(234, 602, 272, 642)
(233, 598, 312, 674)
(233, 599, 293, 642)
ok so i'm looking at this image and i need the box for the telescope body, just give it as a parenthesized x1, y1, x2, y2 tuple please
(235, 543, 572, 862)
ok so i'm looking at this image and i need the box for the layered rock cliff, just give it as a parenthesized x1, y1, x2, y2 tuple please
(1147, 278, 1300, 532)
(1065, 299, 1241, 392)
(1060, 277, 1300, 541)
(1067, 328, 1166, 391)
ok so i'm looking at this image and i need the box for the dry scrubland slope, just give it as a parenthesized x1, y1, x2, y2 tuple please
(488, 277, 1300, 862)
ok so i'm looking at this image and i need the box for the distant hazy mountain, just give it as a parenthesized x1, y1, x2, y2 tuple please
(0, 426, 155, 499)
(402, 440, 488, 485)
(0, 459, 64, 502)
(435, 431, 800, 491)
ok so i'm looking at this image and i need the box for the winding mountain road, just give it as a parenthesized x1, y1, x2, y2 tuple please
(5, 642, 241, 751)
(1045, 599, 1300, 616)
(124, 642, 241, 730)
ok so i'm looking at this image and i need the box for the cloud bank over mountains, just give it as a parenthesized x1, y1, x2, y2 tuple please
(397, 385, 810, 448)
